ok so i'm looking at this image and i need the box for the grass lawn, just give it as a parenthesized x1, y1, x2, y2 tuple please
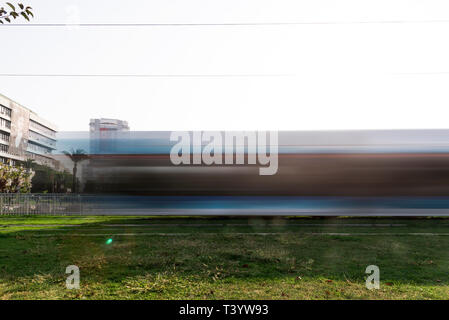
(1, 216, 449, 299)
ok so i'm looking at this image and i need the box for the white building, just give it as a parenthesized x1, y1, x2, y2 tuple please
(0, 94, 58, 168)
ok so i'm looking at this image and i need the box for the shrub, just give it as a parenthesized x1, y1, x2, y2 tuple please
(0, 163, 35, 193)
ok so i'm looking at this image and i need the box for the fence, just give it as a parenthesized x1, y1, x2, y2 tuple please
(3, 194, 449, 216)
(0, 194, 85, 215)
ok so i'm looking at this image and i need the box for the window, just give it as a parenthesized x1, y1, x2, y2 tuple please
(0, 143, 8, 153)
(26, 152, 55, 167)
(0, 118, 11, 129)
(29, 120, 55, 138)
(0, 132, 10, 142)
(29, 130, 56, 147)
(0, 105, 11, 117)
(27, 142, 51, 154)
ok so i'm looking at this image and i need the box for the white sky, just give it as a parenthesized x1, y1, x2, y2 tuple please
(2, 0, 449, 131)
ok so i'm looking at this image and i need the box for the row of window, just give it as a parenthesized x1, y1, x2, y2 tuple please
(0, 132, 10, 142)
(27, 142, 51, 154)
(0, 157, 16, 166)
(29, 130, 56, 147)
(0, 118, 11, 129)
(29, 120, 56, 138)
(26, 152, 55, 167)
(0, 104, 11, 117)
(0, 143, 8, 153)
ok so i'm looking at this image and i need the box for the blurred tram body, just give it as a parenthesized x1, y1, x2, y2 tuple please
(81, 153, 449, 196)
(56, 130, 449, 196)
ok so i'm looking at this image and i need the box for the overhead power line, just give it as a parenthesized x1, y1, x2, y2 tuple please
(2, 20, 449, 27)
(0, 73, 293, 78)
(393, 72, 449, 75)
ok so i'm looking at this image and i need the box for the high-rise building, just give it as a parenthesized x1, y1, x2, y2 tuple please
(81, 118, 129, 192)
(89, 118, 129, 154)
(0, 93, 58, 168)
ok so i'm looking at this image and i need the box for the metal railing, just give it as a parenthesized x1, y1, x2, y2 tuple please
(0, 193, 84, 215)
(4, 194, 449, 217)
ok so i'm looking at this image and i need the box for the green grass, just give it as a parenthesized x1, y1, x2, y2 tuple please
(0, 215, 449, 299)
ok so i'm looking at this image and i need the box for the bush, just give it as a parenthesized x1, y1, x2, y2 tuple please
(30, 164, 73, 193)
(0, 163, 34, 193)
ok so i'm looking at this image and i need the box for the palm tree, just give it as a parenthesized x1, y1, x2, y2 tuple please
(63, 148, 88, 193)
(23, 159, 36, 170)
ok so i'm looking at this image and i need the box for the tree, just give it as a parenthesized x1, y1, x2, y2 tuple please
(0, 2, 33, 24)
(0, 162, 34, 193)
(63, 148, 88, 193)
(23, 158, 36, 170)
(30, 163, 73, 193)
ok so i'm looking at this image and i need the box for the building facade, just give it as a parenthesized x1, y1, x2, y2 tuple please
(77, 118, 129, 192)
(89, 118, 129, 154)
(0, 94, 58, 168)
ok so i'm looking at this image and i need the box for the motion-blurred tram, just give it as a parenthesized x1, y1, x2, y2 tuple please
(57, 130, 449, 197)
